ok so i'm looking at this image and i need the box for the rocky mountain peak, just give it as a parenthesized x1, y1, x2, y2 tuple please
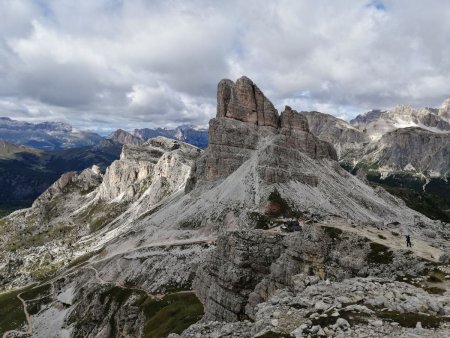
(217, 76, 279, 128)
(439, 98, 450, 120)
(190, 76, 338, 184)
(107, 128, 144, 146)
(440, 98, 450, 111)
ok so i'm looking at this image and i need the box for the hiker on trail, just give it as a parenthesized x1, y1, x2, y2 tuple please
(406, 234, 412, 248)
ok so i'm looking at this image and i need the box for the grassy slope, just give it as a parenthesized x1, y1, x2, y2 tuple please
(140, 293, 204, 337)
(0, 289, 27, 335)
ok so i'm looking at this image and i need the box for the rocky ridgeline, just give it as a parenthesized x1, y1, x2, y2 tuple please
(351, 102, 450, 140)
(192, 76, 336, 185)
(98, 137, 199, 203)
(0, 137, 200, 290)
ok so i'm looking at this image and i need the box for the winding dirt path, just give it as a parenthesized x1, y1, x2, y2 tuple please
(83, 265, 168, 299)
(2, 237, 213, 337)
(1, 281, 57, 338)
(2, 292, 32, 338)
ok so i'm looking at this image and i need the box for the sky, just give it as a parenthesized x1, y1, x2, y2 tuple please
(1, 0, 450, 133)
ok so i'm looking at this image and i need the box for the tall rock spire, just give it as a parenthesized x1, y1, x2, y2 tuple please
(217, 76, 279, 128)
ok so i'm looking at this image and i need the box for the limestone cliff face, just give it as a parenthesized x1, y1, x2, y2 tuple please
(359, 127, 450, 177)
(98, 137, 200, 202)
(191, 77, 337, 185)
(305, 110, 450, 183)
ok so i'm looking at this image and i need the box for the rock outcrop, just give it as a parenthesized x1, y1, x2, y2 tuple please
(192, 76, 337, 184)
(194, 226, 430, 322)
(0, 136, 201, 290)
(180, 276, 450, 338)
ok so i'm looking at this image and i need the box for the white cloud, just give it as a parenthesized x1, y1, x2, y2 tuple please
(1, 0, 450, 132)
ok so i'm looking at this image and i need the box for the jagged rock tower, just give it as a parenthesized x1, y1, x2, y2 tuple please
(190, 76, 336, 187)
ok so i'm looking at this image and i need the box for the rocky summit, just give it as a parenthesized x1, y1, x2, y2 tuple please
(0, 76, 449, 338)
(195, 77, 336, 184)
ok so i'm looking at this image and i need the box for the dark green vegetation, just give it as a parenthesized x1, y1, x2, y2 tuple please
(343, 163, 450, 222)
(77, 201, 126, 233)
(67, 248, 104, 268)
(0, 206, 23, 217)
(250, 189, 304, 229)
(250, 212, 274, 230)
(428, 269, 446, 283)
(423, 286, 446, 295)
(85, 287, 204, 338)
(0, 289, 27, 335)
(0, 140, 121, 211)
(315, 302, 450, 330)
(323, 226, 343, 240)
(137, 292, 204, 338)
(22, 284, 53, 316)
(381, 185, 450, 223)
(266, 189, 301, 218)
(367, 242, 394, 264)
(21, 283, 51, 301)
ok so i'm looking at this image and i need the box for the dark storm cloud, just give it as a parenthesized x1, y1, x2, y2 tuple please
(0, 0, 450, 131)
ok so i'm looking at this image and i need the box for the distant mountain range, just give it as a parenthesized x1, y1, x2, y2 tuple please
(0, 119, 208, 214)
(0, 117, 209, 150)
(107, 125, 208, 149)
(1, 107, 448, 222)
(0, 117, 103, 150)
(133, 125, 208, 149)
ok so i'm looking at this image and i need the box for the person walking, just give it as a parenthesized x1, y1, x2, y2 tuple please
(405, 234, 412, 248)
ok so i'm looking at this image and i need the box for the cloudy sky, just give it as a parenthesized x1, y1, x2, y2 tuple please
(1, 0, 450, 133)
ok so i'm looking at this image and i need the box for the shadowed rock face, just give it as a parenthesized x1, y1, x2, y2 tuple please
(193, 76, 337, 183)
